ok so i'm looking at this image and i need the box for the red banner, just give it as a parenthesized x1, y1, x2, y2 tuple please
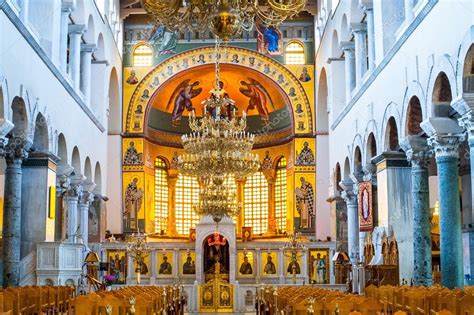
(358, 181, 373, 232)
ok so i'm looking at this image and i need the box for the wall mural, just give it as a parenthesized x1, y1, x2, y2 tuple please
(123, 46, 314, 137)
(256, 21, 283, 56)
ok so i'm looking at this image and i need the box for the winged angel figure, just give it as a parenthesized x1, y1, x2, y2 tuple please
(166, 79, 202, 126)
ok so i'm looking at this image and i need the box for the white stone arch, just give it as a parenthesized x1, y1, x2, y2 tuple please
(0, 77, 10, 121)
(380, 102, 402, 151)
(339, 14, 351, 42)
(343, 156, 351, 180)
(352, 144, 363, 175)
(425, 55, 457, 117)
(455, 25, 474, 95)
(317, 67, 329, 132)
(84, 15, 96, 44)
(107, 67, 121, 134)
(10, 95, 31, 139)
(57, 133, 68, 165)
(350, 133, 364, 170)
(94, 162, 102, 194)
(95, 33, 106, 61)
(32, 112, 49, 152)
(348, 0, 363, 23)
(363, 118, 379, 153)
(71, 146, 82, 175)
(71, 0, 85, 24)
(84, 157, 92, 181)
(331, 30, 341, 57)
(365, 131, 378, 166)
(400, 80, 427, 138)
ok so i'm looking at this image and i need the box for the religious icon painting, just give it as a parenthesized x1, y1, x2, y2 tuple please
(134, 255, 150, 277)
(298, 66, 312, 82)
(256, 21, 283, 56)
(123, 173, 145, 232)
(107, 250, 127, 284)
(189, 228, 197, 242)
(358, 181, 373, 231)
(181, 251, 196, 276)
(294, 174, 316, 232)
(308, 249, 330, 284)
(261, 251, 278, 276)
(237, 251, 254, 276)
(285, 253, 303, 276)
(157, 251, 174, 276)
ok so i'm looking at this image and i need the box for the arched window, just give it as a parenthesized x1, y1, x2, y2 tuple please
(244, 172, 269, 235)
(133, 43, 153, 66)
(175, 174, 200, 235)
(285, 41, 305, 65)
(275, 158, 287, 232)
(154, 158, 168, 234)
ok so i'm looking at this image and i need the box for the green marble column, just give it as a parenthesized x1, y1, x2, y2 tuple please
(429, 134, 464, 288)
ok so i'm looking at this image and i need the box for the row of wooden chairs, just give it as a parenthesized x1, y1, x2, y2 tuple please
(365, 285, 474, 315)
(0, 285, 75, 314)
(259, 285, 474, 315)
(71, 285, 186, 315)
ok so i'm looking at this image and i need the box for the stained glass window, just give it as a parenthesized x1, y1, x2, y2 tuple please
(154, 158, 168, 234)
(175, 174, 200, 235)
(133, 43, 153, 66)
(275, 158, 287, 232)
(285, 41, 305, 65)
(244, 172, 269, 235)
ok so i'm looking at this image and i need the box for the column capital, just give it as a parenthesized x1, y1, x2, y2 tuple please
(81, 43, 97, 53)
(339, 41, 355, 52)
(359, 3, 373, 13)
(2, 137, 32, 164)
(79, 190, 94, 205)
(68, 24, 86, 35)
(61, 0, 75, 13)
(400, 135, 433, 169)
(362, 163, 377, 182)
(451, 93, 474, 116)
(427, 134, 465, 159)
(351, 22, 367, 33)
(340, 180, 357, 205)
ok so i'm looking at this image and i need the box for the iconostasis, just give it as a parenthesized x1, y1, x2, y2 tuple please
(122, 46, 317, 239)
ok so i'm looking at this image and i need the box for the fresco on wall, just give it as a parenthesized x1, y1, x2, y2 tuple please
(294, 173, 316, 233)
(257, 21, 283, 56)
(123, 173, 145, 232)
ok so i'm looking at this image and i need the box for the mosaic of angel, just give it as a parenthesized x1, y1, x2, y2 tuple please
(239, 78, 274, 125)
(167, 79, 202, 126)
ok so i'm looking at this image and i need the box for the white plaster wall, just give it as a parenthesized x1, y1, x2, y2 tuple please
(316, 135, 332, 240)
(317, 1, 473, 168)
(106, 134, 122, 233)
(0, 0, 123, 240)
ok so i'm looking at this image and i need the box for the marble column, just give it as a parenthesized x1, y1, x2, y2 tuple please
(80, 44, 96, 105)
(362, 4, 376, 71)
(2, 142, 30, 287)
(428, 134, 464, 288)
(340, 42, 356, 102)
(67, 24, 86, 91)
(66, 175, 85, 243)
(351, 23, 368, 84)
(453, 94, 474, 280)
(78, 190, 94, 246)
(59, 2, 74, 74)
(340, 180, 359, 261)
(401, 136, 433, 286)
(167, 173, 178, 236)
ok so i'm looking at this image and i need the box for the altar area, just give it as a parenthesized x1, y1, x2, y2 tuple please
(97, 216, 338, 313)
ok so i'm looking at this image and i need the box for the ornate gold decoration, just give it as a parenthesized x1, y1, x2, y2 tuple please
(126, 229, 150, 285)
(282, 232, 305, 284)
(177, 40, 259, 221)
(142, 0, 307, 41)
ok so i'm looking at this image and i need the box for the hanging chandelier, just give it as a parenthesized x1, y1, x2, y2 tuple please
(141, 0, 308, 40)
(177, 39, 259, 221)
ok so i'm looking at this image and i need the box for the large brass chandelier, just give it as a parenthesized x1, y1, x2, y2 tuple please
(177, 40, 259, 221)
(142, 0, 308, 40)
